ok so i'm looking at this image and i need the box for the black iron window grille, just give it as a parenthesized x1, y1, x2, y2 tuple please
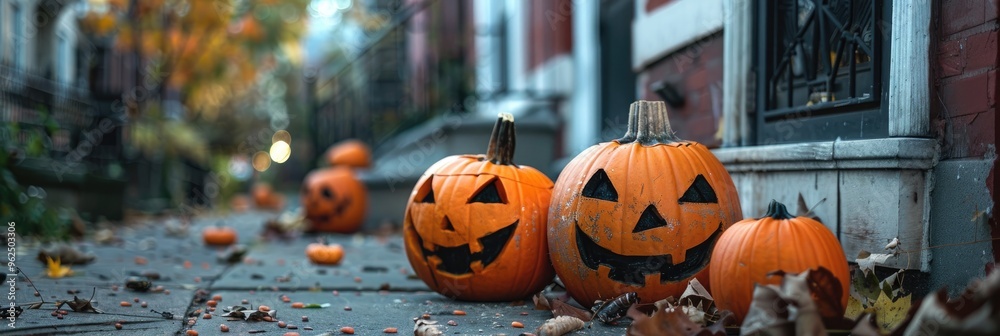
(755, 0, 891, 145)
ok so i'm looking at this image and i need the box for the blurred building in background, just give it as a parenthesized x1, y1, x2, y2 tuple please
(0, 0, 126, 221)
(311, 0, 997, 295)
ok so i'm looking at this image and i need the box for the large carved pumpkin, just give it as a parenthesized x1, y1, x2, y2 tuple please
(403, 113, 554, 301)
(548, 100, 742, 307)
(709, 200, 850, 322)
(301, 167, 368, 233)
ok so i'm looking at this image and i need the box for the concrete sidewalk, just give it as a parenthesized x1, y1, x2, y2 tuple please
(8, 210, 629, 335)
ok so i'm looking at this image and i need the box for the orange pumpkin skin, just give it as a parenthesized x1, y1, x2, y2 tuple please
(202, 226, 238, 246)
(306, 242, 345, 265)
(403, 114, 555, 302)
(252, 184, 285, 210)
(709, 200, 849, 323)
(301, 168, 368, 233)
(548, 101, 742, 308)
(325, 139, 372, 169)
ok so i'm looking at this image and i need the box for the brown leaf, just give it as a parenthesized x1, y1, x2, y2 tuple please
(65, 295, 103, 314)
(896, 270, 1000, 335)
(770, 267, 845, 321)
(679, 278, 714, 310)
(704, 310, 735, 334)
(414, 319, 444, 336)
(741, 284, 793, 336)
(850, 314, 882, 336)
(37, 245, 96, 265)
(551, 298, 593, 322)
(533, 291, 551, 310)
(536, 316, 585, 336)
(627, 304, 719, 336)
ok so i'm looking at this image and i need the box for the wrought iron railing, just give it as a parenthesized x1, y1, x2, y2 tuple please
(755, 0, 891, 144)
(308, 0, 475, 159)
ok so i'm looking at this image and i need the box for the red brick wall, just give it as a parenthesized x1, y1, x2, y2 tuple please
(933, 0, 999, 272)
(645, 0, 677, 13)
(934, 0, 998, 159)
(527, 0, 574, 71)
(637, 33, 724, 148)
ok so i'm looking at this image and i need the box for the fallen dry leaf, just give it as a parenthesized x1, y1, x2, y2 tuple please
(414, 319, 444, 336)
(627, 304, 722, 336)
(45, 257, 74, 278)
(679, 278, 713, 310)
(37, 245, 96, 265)
(551, 298, 593, 322)
(897, 270, 1000, 336)
(537, 315, 585, 336)
(849, 313, 882, 336)
(533, 291, 551, 310)
(771, 267, 845, 322)
(60, 292, 103, 314)
(742, 270, 828, 336)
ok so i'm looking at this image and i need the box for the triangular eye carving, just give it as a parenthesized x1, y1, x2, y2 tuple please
(468, 178, 506, 204)
(633, 204, 668, 233)
(321, 187, 335, 200)
(581, 169, 618, 202)
(441, 216, 455, 231)
(678, 174, 718, 204)
(416, 177, 435, 203)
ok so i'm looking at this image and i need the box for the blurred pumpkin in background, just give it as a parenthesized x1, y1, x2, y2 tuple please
(301, 168, 368, 233)
(325, 139, 372, 169)
(252, 183, 285, 211)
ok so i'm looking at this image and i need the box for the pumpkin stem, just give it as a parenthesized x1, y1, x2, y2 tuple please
(764, 200, 796, 220)
(616, 100, 681, 145)
(486, 113, 516, 165)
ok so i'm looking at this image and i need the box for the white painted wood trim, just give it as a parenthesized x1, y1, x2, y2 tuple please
(632, 0, 724, 70)
(711, 138, 939, 171)
(721, 0, 752, 147)
(569, 0, 601, 156)
(888, 0, 932, 136)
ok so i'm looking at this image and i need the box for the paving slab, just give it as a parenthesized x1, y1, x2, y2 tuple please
(5, 284, 195, 335)
(212, 234, 429, 292)
(183, 290, 630, 335)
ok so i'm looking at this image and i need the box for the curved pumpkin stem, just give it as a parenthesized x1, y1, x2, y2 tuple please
(764, 200, 796, 220)
(616, 100, 681, 145)
(485, 113, 516, 165)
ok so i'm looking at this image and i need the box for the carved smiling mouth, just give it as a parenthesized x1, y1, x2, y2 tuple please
(414, 220, 519, 275)
(575, 223, 722, 286)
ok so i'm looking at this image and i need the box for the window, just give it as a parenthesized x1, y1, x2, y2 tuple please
(57, 33, 72, 83)
(754, 0, 891, 145)
(12, 3, 22, 69)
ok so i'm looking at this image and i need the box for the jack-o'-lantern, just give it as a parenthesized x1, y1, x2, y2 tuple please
(548, 100, 742, 307)
(301, 167, 368, 233)
(325, 139, 372, 169)
(403, 113, 554, 301)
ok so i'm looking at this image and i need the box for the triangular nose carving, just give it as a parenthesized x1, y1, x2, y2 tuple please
(442, 216, 455, 231)
(632, 204, 668, 233)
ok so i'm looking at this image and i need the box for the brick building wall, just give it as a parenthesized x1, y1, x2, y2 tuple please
(637, 33, 724, 148)
(932, 0, 999, 270)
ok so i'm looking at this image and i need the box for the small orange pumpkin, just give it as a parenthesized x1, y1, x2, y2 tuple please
(202, 225, 238, 246)
(301, 168, 368, 233)
(325, 139, 372, 169)
(709, 200, 850, 322)
(547, 101, 742, 307)
(252, 183, 286, 211)
(305, 240, 344, 265)
(403, 113, 555, 301)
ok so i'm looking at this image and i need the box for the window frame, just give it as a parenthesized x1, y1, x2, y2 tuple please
(753, 0, 893, 145)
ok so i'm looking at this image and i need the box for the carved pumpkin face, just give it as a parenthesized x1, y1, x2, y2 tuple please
(301, 167, 368, 233)
(403, 114, 554, 301)
(548, 101, 742, 307)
